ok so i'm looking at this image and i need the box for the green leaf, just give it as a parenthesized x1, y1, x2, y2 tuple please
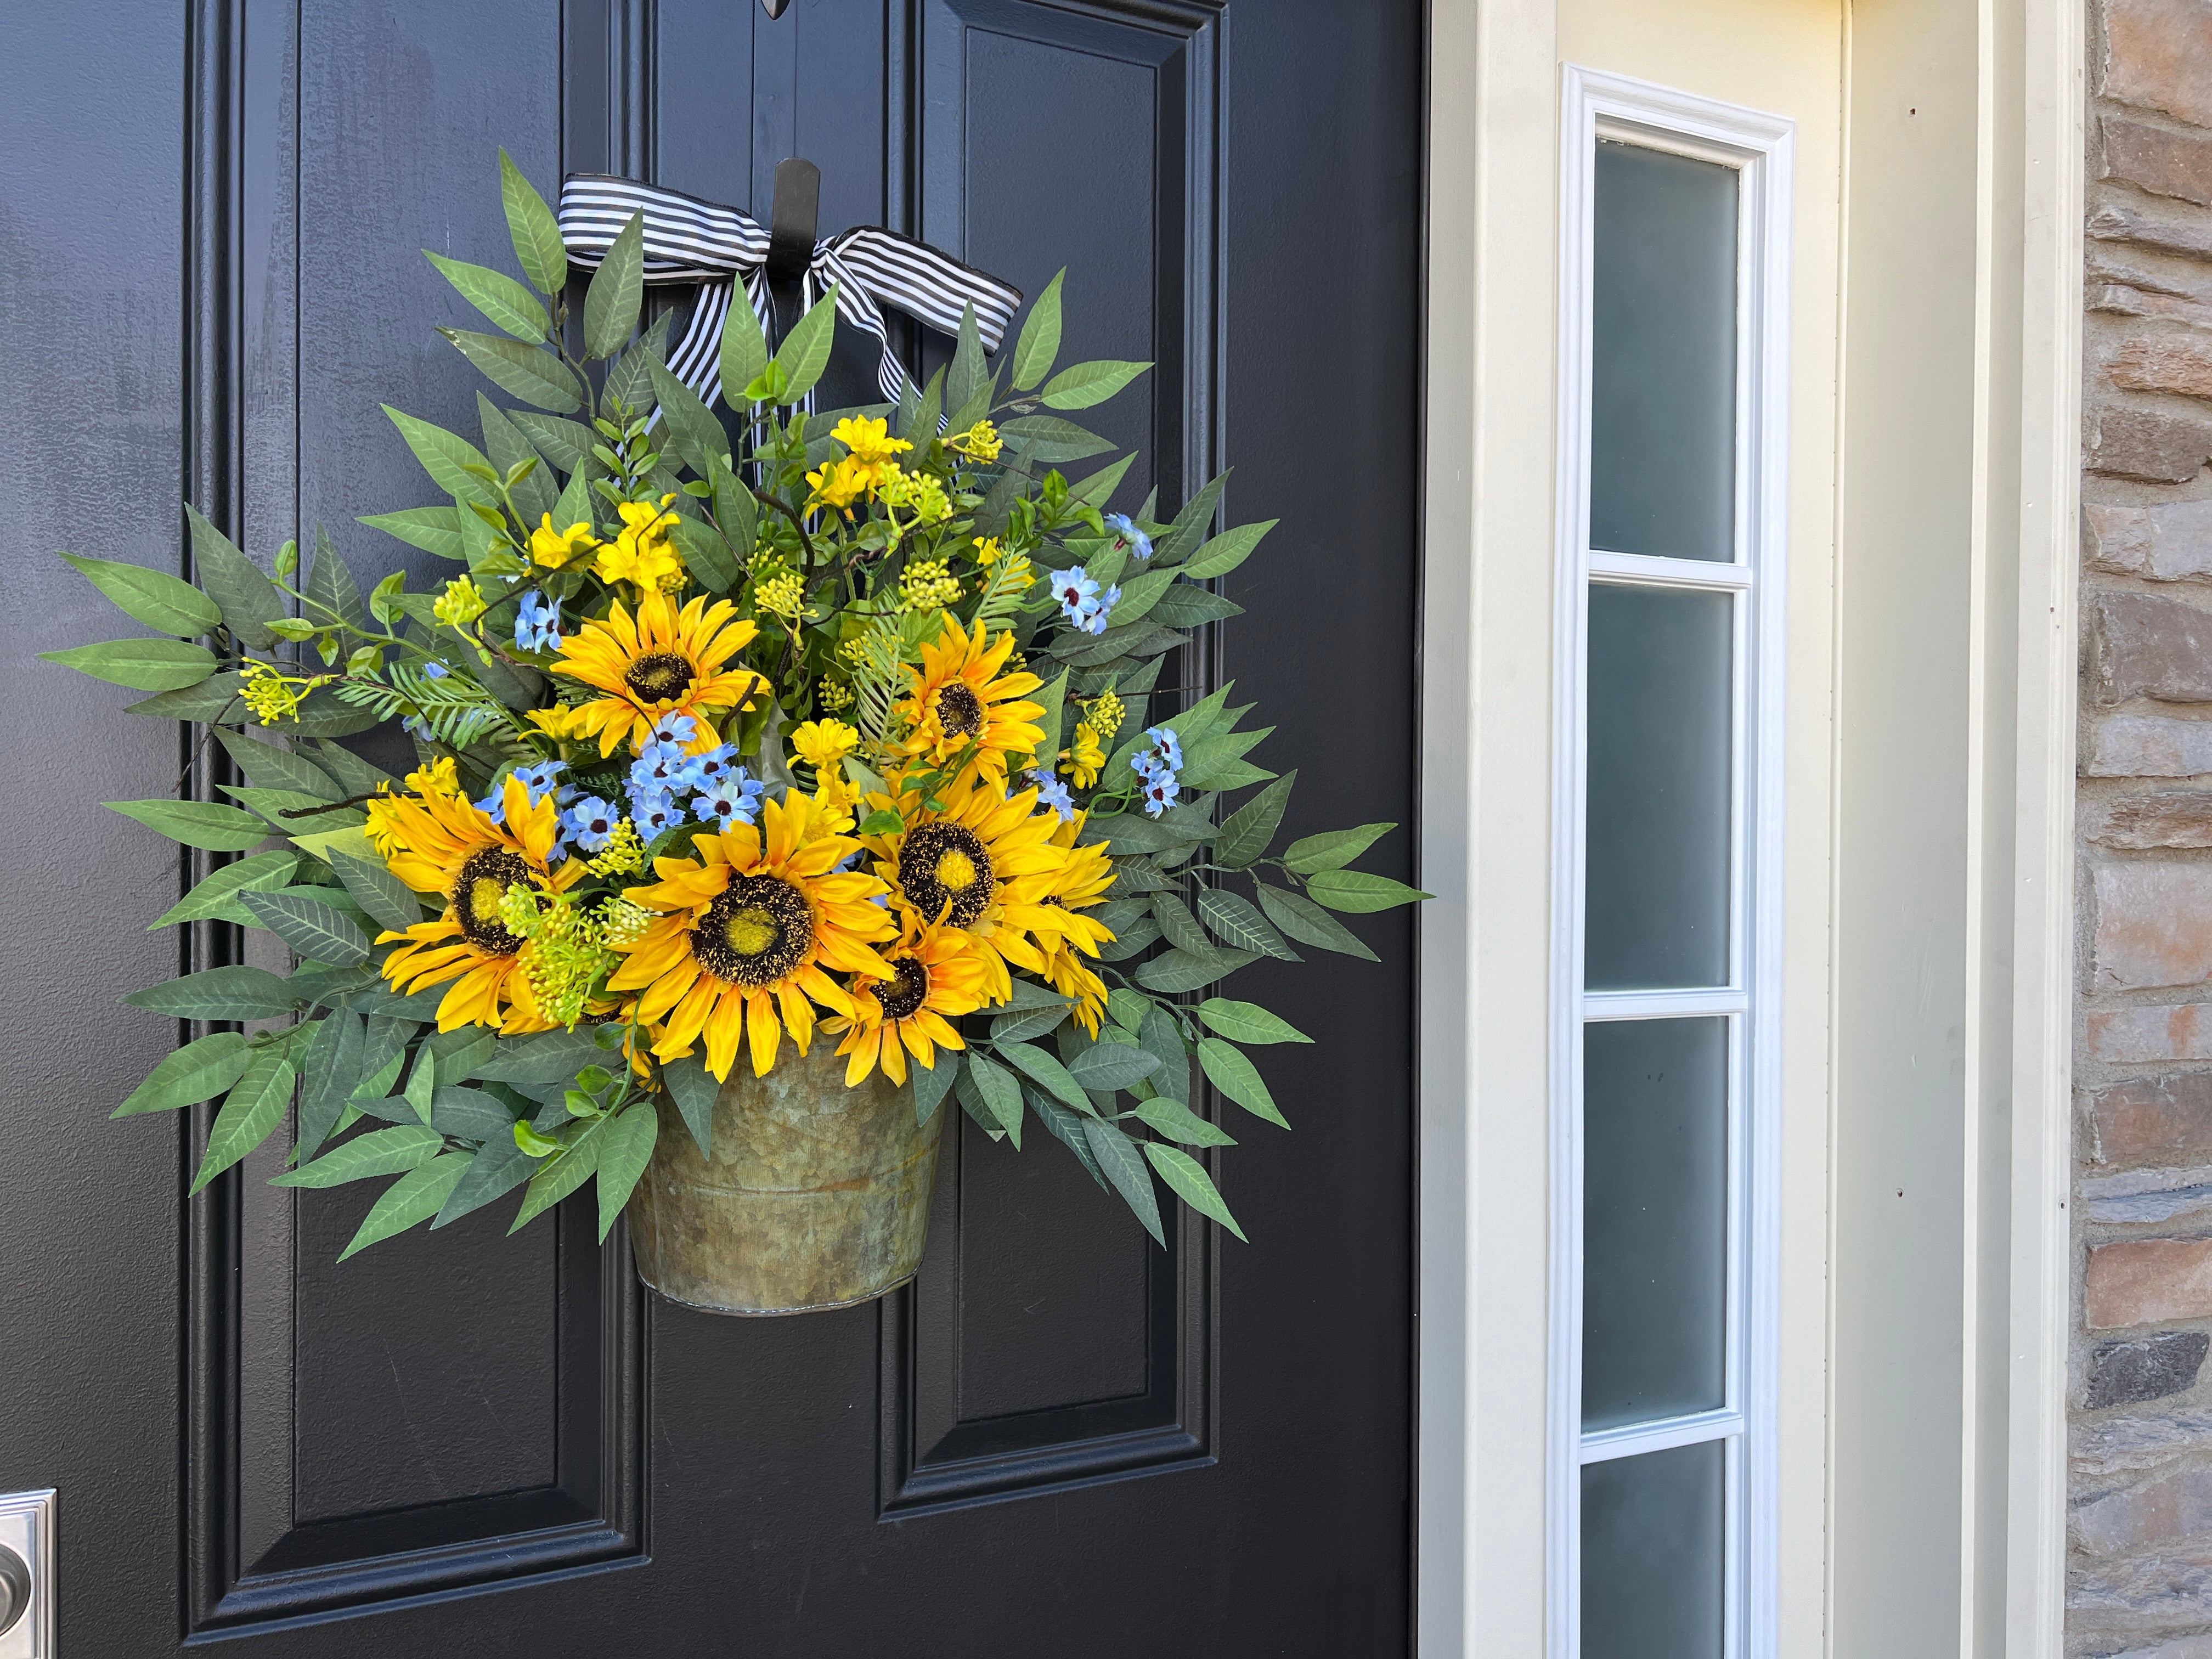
(439, 328, 586, 412)
(992, 1041, 1088, 1116)
(1040, 358, 1151, 410)
(510, 1116, 610, 1231)
(500, 147, 569, 296)
(772, 283, 840, 405)
(1082, 1118, 1164, 1245)
(966, 1051, 1027, 1146)
(945, 303, 988, 418)
(424, 248, 550, 341)
(1214, 771, 1297, 870)
(309, 738, 397, 798)
(238, 889, 373, 966)
(124, 963, 298, 1020)
(1254, 881, 1379, 961)
(1196, 999, 1312, 1046)
(1306, 869, 1432, 913)
(662, 1053, 719, 1156)
(719, 288, 771, 410)
(185, 504, 285, 650)
(1195, 1037, 1288, 1128)
(327, 850, 423, 935)
(1137, 1006, 1190, 1104)
(274, 1122, 444, 1188)
(359, 506, 467, 561)
(1177, 518, 1276, 581)
(1131, 1098, 1235, 1148)
(990, 1001, 1071, 1043)
(1196, 888, 1297, 961)
(648, 358, 732, 478)
(667, 515, 741, 594)
(595, 1104, 659, 1242)
(338, 1154, 471, 1260)
(190, 1050, 298, 1193)
(304, 526, 366, 631)
(1011, 268, 1064, 391)
(1097, 567, 1177, 628)
(1133, 945, 1257, 995)
(601, 309, 673, 415)
(433, 1133, 533, 1227)
(1068, 452, 1137, 511)
(913, 1052, 960, 1125)
(212, 729, 337, 799)
(106, 797, 269, 851)
(61, 552, 221, 636)
(583, 210, 646, 359)
(1150, 893, 1210, 953)
(512, 412, 599, 475)
(1064, 1041, 1162, 1094)
(476, 1028, 612, 1087)
(125, 671, 245, 723)
(114, 1032, 253, 1117)
(1284, 823, 1397, 875)
(382, 407, 498, 506)
(709, 455, 757, 558)
(296, 1011, 364, 1161)
(40, 637, 218, 692)
(1150, 587, 1244, 629)
(403, 1045, 437, 1125)
(856, 809, 905, 836)
(996, 414, 1113, 464)
(428, 1085, 514, 1141)
(1154, 470, 1232, 565)
(1143, 1141, 1246, 1240)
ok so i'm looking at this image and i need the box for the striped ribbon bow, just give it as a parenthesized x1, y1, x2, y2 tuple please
(557, 173, 1023, 411)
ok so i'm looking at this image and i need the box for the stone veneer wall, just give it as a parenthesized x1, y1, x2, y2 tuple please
(2075, 3, 2212, 1652)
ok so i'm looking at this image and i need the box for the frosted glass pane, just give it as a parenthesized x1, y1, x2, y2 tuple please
(1585, 584, 1732, 990)
(1582, 1018, 1728, 1430)
(1590, 142, 1738, 562)
(1581, 1440, 1725, 1659)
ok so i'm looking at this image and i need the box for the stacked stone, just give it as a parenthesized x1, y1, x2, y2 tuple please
(2076, 4, 2212, 1652)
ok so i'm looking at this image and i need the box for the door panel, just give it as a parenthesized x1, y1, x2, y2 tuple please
(1, 3, 1421, 1652)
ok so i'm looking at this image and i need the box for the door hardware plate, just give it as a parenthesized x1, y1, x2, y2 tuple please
(0, 1491, 53, 1658)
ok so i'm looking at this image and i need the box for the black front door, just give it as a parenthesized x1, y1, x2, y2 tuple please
(1, 3, 1423, 1652)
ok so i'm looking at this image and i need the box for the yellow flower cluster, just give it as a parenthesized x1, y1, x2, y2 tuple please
(949, 420, 1002, 462)
(899, 557, 962, 613)
(432, 575, 489, 628)
(755, 569, 806, 620)
(877, 466, 950, 526)
(1085, 689, 1126, 741)
(818, 675, 855, 712)
(404, 754, 462, 797)
(586, 816, 647, 876)
(594, 496, 686, 592)
(238, 659, 334, 726)
(806, 416, 913, 513)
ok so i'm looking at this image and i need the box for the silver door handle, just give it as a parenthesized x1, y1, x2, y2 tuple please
(0, 1543, 26, 1638)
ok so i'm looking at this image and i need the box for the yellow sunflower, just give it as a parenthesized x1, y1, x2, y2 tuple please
(368, 775, 584, 1034)
(550, 588, 767, 757)
(1033, 812, 1116, 1034)
(890, 613, 1045, 786)
(823, 912, 992, 1087)
(861, 772, 1075, 1004)
(608, 791, 896, 1080)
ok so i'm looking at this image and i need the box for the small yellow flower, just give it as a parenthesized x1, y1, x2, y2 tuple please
(593, 495, 687, 592)
(1084, 690, 1126, 742)
(970, 536, 1005, 565)
(237, 659, 332, 725)
(586, 816, 647, 876)
(755, 570, 806, 620)
(949, 420, 1003, 463)
(432, 575, 489, 628)
(791, 718, 859, 771)
(530, 515, 599, 568)
(404, 755, 462, 797)
(527, 703, 588, 741)
(805, 453, 876, 512)
(899, 557, 963, 613)
(831, 415, 914, 466)
(878, 466, 950, 525)
(1059, 724, 1105, 788)
(819, 675, 855, 712)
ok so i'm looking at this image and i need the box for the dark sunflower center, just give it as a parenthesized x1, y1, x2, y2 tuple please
(624, 651, 695, 705)
(453, 847, 531, 955)
(898, 822, 994, 928)
(690, 873, 812, 987)
(878, 956, 930, 1022)
(934, 680, 985, 738)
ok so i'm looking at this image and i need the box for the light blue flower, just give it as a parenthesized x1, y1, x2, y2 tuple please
(646, 712, 698, 750)
(421, 660, 450, 679)
(1030, 771, 1075, 822)
(1105, 513, 1154, 562)
(514, 590, 563, 653)
(1139, 725, 1182, 775)
(629, 741, 701, 808)
(562, 796, 618, 853)
(1138, 769, 1181, 819)
(693, 766, 766, 830)
(633, 793, 682, 837)
(691, 742, 740, 788)
(473, 787, 505, 825)
(512, 757, 568, 805)
(1052, 566, 1102, 630)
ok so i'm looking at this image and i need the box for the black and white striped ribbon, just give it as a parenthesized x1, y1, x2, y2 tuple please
(557, 173, 1023, 410)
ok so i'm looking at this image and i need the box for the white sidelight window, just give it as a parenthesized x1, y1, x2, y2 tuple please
(1550, 69, 1793, 1659)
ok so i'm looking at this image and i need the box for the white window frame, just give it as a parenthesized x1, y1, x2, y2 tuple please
(1548, 66, 1793, 1659)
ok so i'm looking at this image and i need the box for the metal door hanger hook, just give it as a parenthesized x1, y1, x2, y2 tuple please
(767, 157, 821, 289)
(761, 0, 792, 18)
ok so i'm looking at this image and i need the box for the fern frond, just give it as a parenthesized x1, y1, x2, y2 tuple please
(972, 556, 1032, 636)
(333, 661, 512, 747)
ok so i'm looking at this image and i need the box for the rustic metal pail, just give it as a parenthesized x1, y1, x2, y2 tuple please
(626, 1042, 945, 1315)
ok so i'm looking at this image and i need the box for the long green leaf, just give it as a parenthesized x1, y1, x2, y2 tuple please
(382, 407, 498, 506)
(667, 516, 741, 594)
(647, 358, 732, 477)
(1283, 822, 1396, 875)
(1064, 1040, 1162, 1094)
(1195, 998, 1311, 1046)
(772, 284, 839, 405)
(239, 889, 372, 966)
(124, 964, 299, 1021)
(1138, 1006, 1190, 1104)
(149, 850, 301, 929)
(185, 504, 285, 649)
(661, 1054, 719, 1156)
(60, 552, 221, 636)
(439, 328, 586, 412)
(433, 1132, 533, 1227)
(995, 414, 1114, 464)
(1011, 268, 1064, 391)
(1196, 888, 1297, 961)
(945, 303, 988, 419)
(273, 1122, 443, 1188)
(1143, 1141, 1246, 1240)
(512, 412, 598, 475)
(213, 728, 338, 798)
(719, 289, 771, 410)
(191, 1051, 298, 1193)
(1040, 358, 1151, 410)
(1028, 1089, 1107, 1190)
(1177, 518, 1276, 581)
(328, 851, 424, 935)
(595, 1104, 659, 1242)
(966, 1051, 1027, 1145)
(1254, 881, 1379, 962)
(296, 1010, 364, 1161)
(991, 1041, 1088, 1115)
(1082, 1117, 1164, 1245)
(224, 786, 362, 836)
(510, 1116, 610, 1232)
(913, 1052, 960, 1125)
(425, 249, 550, 341)
(359, 506, 466, 561)
(40, 637, 218, 692)
(106, 798, 269, 851)
(500, 147, 569, 296)
(1130, 1098, 1235, 1148)
(1306, 869, 1432, 913)
(989, 1002, 1071, 1044)
(1195, 1037, 1288, 1128)
(338, 1154, 472, 1260)
(114, 1032, 253, 1117)
(1133, 945, 1257, 995)
(582, 210, 646, 359)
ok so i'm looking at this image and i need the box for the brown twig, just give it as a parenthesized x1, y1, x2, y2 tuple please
(748, 486, 819, 565)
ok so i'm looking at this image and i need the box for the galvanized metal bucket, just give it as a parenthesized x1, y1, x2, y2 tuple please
(626, 1041, 945, 1316)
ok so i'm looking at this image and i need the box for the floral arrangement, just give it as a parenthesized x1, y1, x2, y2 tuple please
(46, 153, 1426, 1260)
